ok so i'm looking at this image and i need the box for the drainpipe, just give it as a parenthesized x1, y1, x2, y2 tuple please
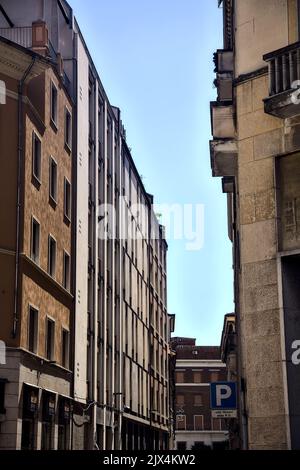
(12, 57, 36, 338)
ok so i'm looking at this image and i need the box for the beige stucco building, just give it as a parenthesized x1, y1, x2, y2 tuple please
(211, 0, 300, 449)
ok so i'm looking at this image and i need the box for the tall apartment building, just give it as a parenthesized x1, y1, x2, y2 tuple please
(210, 0, 300, 450)
(0, 33, 74, 450)
(0, 0, 173, 450)
(172, 338, 228, 450)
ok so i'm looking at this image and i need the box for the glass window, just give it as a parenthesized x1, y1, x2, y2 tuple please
(31, 218, 40, 264)
(32, 132, 41, 182)
(49, 157, 57, 202)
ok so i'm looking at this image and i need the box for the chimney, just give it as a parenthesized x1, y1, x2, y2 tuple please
(32, 20, 49, 57)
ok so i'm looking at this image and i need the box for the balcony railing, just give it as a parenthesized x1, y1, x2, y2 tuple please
(264, 42, 300, 118)
(0, 26, 32, 48)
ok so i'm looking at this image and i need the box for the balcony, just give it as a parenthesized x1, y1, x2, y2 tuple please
(0, 26, 32, 48)
(214, 49, 234, 74)
(210, 140, 237, 177)
(210, 102, 235, 139)
(215, 73, 233, 102)
(264, 41, 300, 118)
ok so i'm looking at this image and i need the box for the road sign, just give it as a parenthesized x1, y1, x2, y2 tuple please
(210, 382, 237, 410)
(212, 410, 237, 419)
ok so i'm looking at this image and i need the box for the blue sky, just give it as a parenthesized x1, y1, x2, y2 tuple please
(69, 0, 234, 345)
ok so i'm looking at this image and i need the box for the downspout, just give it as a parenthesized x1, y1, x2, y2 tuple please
(12, 57, 36, 338)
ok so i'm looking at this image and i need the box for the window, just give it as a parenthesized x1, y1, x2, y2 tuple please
(194, 415, 204, 431)
(212, 417, 222, 431)
(193, 371, 202, 383)
(176, 414, 186, 430)
(0, 380, 6, 414)
(50, 81, 58, 126)
(31, 217, 40, 264)
(194, 394, 203, 406)
(176, 394, 185, 406)
(48, 236, 57, 278)
(63, 251, 70, 290)
(65, 108, 72, 149)
(176, 371, 185, 383)
(46, 318, 55, 361)
(61, 329, 69, 369)
(64, 178, 71, 220)
(28, 306, 38, 354)
(49, 157, 57, 202)
(32, 132, 41, 182)
(211, 371, 219, 382)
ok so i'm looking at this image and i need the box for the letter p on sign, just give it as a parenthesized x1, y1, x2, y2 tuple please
(210, 382, 237, 410)
(216, 384, 232, 406)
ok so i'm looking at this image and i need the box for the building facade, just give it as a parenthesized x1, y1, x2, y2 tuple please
(210, 0, 300, 450)
(0, 0, 174, 450)
(172, 338, 228, 450)
(0, 32, 74, 450)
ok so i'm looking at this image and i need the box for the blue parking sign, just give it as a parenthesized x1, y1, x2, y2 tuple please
(210, 382, 237, 410)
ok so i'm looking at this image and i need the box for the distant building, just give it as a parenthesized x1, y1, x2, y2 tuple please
(171, 337, 228, 450)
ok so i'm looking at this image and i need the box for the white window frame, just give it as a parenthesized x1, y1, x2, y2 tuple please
(194, 414, 204, 431)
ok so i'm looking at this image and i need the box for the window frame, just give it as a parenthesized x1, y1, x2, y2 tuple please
(194, 414, 204, 431)
(194, 394, 203, 407)
(63, 250, 70, 290)
(48, 234, 57, 279)
(50, 80, 58, 128)
(28, 304, 39, 354)
(64, 177, 71, 222)
(176, 414, 186, 431)
(65, 107, 72, 150)
(49, 156, 58, 204)
(31, 216, 40, 264)
(45, 316, 55, 361)
(61, 328, 70, 369)
(32, 131, 42, 183)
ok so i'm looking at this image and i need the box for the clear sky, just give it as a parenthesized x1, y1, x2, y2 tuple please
(69, 0, 234, 345)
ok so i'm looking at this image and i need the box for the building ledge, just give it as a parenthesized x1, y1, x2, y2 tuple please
(210, 140, 237, 177)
